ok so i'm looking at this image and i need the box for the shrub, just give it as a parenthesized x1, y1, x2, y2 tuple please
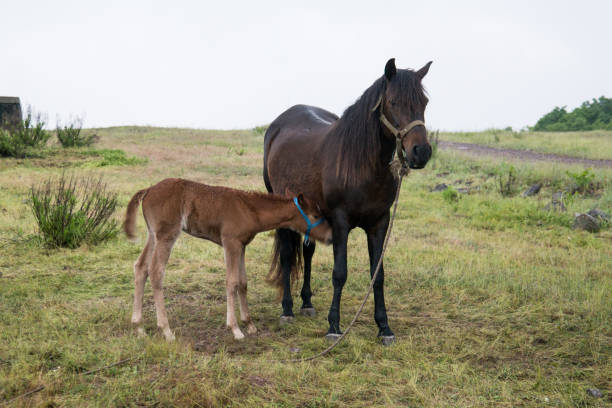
(57, 117, 96, 147)
(30, 174, 119, 248)
(442, 186, 459, 203)
(82, 149, 147, 167)
(253, 125, 268, 136)
(497, 164, 518, 197)
(0, 107, 50, 158)
(566, 168, 596, 194)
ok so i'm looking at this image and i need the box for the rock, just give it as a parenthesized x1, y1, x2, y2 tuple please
(573, 213, 600, 233)
(431, 183, 448, 192)
(522, 183, 542, 197)
(456, 187, 470, 194)
(289, 346, 301, 353)
(566, 183, 581, 195)
(586, 388, 603, 398)
(545, 192, 566, 212)
(587, 208, 610, 222)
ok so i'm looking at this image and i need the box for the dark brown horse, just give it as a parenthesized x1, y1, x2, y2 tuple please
(263, 58, 432, 343)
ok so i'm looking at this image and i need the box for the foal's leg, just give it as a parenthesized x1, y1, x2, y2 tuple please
(223, 240, 245, 340)
(300, 240, 316, 316)
(237, 246, 257, 335)
(132, 234, 155, 336)
(149, 234, 178, 341)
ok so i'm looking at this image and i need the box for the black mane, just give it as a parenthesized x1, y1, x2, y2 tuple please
(325, 69, 427, 186)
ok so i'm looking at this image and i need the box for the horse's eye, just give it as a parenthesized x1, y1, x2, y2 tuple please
(390, 100, 396, 107)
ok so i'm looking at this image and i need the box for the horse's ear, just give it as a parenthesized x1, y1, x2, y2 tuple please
(384, 58, 396, 81)
(416, 61, 433, 80)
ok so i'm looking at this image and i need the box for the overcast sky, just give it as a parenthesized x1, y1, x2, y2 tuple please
(2, 0, 611, 131)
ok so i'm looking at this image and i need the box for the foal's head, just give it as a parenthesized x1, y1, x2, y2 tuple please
(291, 193, 332, 245)
(379, 58, 432, 169)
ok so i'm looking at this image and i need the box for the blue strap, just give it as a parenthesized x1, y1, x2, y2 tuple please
(293, 197, 324, 245)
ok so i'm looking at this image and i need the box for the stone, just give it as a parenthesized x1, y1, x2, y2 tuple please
(587, 208, 610, 222)
(522, 183, 542, 197)
(456, 187, 470, 194)
(573, 213, 600, 233)
(431, 183, 448, 192)
(586, 388, 603, 398)
(545, 192, 566, 212)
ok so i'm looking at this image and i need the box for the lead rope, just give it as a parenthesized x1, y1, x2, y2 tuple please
(280, 164, 409, 363)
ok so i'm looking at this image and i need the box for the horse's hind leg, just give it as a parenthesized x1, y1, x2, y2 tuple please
(132, 234, 154, 336)
(237, 246, 257, 335)
(149, 234, 178, 341)
(300, 240, 316, 316)
(278, 228, 300, 323)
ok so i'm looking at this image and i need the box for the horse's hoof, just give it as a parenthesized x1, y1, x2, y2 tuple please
(279, 315, 295, 325)
(300, 307, 316, 317)
(325, 333, 342, 343)
(380, 335, 395, 346)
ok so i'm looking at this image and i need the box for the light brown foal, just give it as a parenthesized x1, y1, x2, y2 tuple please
(123, 178, 331, 341)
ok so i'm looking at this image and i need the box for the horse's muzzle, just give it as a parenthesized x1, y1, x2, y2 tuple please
(408, 143, 432, 169)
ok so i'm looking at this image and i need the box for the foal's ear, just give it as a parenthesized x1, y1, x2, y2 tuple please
(416, 61, 433, 80)
(284, 187, 296, 198)
(384, 58, 396, 81)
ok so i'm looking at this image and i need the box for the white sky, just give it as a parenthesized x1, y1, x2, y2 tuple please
(2, 0, 611, 131)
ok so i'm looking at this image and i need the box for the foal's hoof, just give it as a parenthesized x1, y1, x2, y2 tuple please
(325, 333, 342, 343)
(279, 315, 295, 326)
(300, 307, 316, 317)
(379, 335, 396, 346)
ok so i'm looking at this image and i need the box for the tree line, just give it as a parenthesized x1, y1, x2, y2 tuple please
(533, 96, 612, 131)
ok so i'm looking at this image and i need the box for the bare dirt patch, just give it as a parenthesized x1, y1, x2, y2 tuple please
(440, 140, 612, 168)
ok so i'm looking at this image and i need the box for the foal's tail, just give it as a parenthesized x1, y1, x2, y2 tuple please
(266, 230, 303, 299)
(123, 188, 149, 240)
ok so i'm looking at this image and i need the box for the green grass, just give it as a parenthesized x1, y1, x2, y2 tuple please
(441, 129, 612, 160)
(0, 127, 610, 407)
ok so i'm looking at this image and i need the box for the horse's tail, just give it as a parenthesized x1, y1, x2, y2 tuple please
(266, 229, 303, 300)
(123, 188, 148, 240)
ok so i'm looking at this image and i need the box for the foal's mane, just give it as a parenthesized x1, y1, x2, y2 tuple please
(325, 69, 427, 186)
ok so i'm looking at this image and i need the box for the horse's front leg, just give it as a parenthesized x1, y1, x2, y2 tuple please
(366, 213, 395, 344)
(326, 212, 350, 340)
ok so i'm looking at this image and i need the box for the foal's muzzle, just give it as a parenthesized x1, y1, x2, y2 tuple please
(408, 143, 432, 169)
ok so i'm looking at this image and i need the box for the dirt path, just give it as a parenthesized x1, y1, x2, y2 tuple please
(439, 140, 612, 168)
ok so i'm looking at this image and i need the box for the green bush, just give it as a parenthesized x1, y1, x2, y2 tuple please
(497, 164, 518, 197)
(57, 118, 96, 147)
(82, 149, 147, 166)
(0, 108, 50, 157)
(30, 174, 119, 248)
(566, 168, 596, 194)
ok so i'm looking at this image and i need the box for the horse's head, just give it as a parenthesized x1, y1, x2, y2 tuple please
(377, 58, 432, 170)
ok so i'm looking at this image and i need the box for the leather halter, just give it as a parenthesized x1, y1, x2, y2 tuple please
(371, 94, 425, 170)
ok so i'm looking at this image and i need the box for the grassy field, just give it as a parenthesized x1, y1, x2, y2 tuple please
(1, 127, 611, 407)
(440, 129, 612, 160)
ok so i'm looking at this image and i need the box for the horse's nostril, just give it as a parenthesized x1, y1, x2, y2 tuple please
(412, 145, 419, 156)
